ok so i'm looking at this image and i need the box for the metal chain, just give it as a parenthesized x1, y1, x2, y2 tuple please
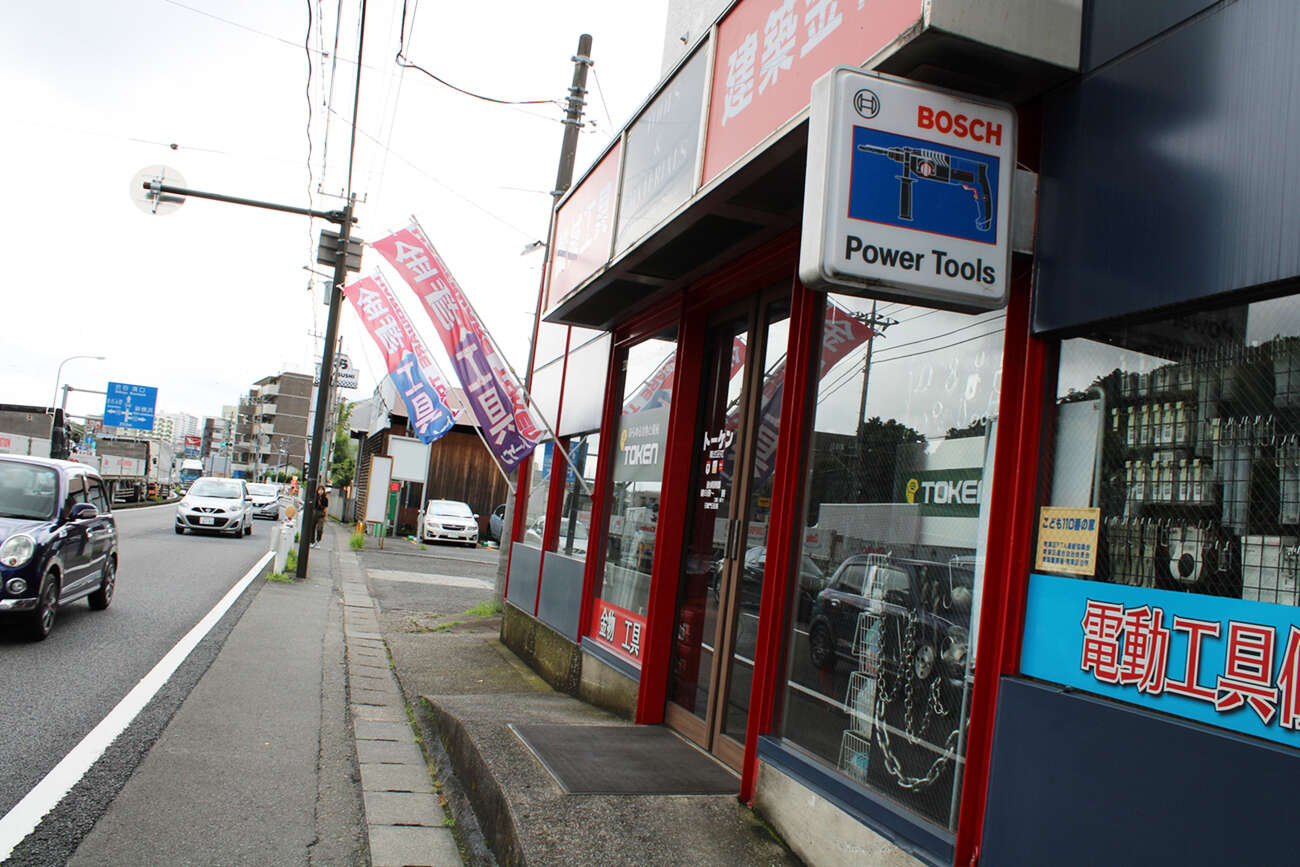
(872, 610, 958, 792)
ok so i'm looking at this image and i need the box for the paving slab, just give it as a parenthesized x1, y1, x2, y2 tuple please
(368, 825, 461, 867)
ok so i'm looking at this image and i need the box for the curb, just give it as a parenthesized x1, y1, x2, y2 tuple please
(336, 551, 462, 867)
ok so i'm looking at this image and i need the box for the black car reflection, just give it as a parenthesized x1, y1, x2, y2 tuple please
(807, 555, 972, 687)
(712, 546, 828, 622)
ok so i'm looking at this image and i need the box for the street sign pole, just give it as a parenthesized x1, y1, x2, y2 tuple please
(296, 0, 367, 578)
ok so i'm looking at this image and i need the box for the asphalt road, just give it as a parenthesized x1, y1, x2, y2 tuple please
(0, 503, 268, 838)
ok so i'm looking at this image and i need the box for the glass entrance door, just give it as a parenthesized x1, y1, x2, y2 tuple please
(666, 293, 791, 769)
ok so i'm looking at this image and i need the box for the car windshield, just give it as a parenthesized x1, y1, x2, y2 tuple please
(429, 501, 473, 518)
(246, 483, 277, 497)
(0, 460, 59, 520)
(190, 479, 243, 498)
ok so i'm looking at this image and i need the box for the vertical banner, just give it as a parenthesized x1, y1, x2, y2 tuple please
(343, 274, 455, 444)
(342, 272, 463, 421)
(372, 222, 541, 472)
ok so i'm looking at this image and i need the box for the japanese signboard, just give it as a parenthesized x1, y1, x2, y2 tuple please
(1021, 574, 1300, 750)
(373, 222, 542, 473)
(613, 405, 671, 484)
(548, 140, 621, 310)
(103, 382, 157, 432)
(702, 0, 923, 184)
(615, 48, 708, 253)
(589, 598, 647, 669)
(800, 67, 1015, 311)
(1035, 507, 1101, 575)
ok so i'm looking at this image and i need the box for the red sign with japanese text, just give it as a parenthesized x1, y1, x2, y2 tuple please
(589, 598, 648, 669)
(341, 273, 461, 419)
(373, 222, 542, 472)
(702, 0, 923, 184)
(547, 140, 621, 310)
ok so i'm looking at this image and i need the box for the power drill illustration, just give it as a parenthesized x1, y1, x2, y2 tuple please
(857, 144, 993, 231)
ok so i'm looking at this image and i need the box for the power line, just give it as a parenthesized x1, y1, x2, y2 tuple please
(588, 64, 616, 133)
(325, 105, 537, 239)
(392, 2, 559, 107)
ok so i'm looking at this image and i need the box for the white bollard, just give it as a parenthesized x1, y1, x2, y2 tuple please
(275, 521, 292, 574)
(269, 521, 281, 555)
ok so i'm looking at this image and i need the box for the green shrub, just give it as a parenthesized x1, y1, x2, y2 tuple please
(286, 549, 298, 572)
(349, 532, 365, 550)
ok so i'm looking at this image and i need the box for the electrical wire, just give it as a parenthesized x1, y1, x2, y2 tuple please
(392, 2, 559, 107)
(588, 64, 616, 133)
(304, 0, 320, 340)
(324, 105, 537, 239)
(320, 0, 345, 190)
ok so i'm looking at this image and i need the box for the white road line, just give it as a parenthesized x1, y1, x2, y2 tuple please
(0, 551, 273, 860)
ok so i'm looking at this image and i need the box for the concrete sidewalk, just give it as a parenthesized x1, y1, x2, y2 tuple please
(351, 527, 801, 867)
(68, 526, 367, 866)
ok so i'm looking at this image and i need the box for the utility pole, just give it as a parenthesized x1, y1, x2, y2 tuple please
(497, 35, 592, 595)
(297, 0, 368, 577)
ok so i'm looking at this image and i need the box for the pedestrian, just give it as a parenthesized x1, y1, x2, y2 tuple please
(313, 485, 329, 547)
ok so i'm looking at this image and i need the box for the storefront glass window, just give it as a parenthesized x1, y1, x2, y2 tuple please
(556, 433, 599, 561)
(521, 439, 554, 548)
(1024, 295, 1300, 751)
(777, 294, 1006, 832)
(590, 332, 678, 656)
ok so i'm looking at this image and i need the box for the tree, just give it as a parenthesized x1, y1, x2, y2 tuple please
(329, 401, 356, 488)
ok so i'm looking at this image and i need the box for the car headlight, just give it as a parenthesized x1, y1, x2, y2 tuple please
(0, 534, 36, 568)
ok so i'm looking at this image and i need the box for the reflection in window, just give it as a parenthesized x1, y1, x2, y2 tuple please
(1046, 297, 1300, 603)
(522, 439, 554, 548)
(595, 333, 678, 617)
(778, 295, 1005, 833)
(556, 433, 598, 560)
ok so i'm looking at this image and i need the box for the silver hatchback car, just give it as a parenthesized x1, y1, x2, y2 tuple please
(174, 477, 253, 537)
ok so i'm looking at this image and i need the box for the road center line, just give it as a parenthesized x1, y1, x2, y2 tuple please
(0, 551, 273, 860)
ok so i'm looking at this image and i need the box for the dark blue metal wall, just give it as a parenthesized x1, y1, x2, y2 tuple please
(1082, 0, 1216, 70)
(1034, 0, 1300, 334)
(982, 678, 1300, 865)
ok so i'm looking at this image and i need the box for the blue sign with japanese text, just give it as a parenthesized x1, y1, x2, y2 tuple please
(389, 352, 454, 445)
(848, 127, 999, 245)
(103, 382, 157, 431)
(1021, 574, 1300, 749)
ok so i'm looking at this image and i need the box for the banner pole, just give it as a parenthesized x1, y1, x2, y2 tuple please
(407, 215, 592, 497)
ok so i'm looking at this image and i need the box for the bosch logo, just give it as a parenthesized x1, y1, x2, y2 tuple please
(853, 88, 880, 119)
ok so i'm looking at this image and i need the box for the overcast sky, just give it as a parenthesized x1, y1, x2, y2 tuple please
(1, 0, 668, 424)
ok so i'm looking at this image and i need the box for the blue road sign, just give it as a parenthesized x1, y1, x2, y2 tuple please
(104, 382, 158, 432)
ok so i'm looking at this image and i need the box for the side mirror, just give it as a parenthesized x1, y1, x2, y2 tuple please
(69, 502, 99, 521)
(473, 514, 480, 520)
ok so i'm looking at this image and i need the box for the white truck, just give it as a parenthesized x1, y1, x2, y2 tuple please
(0, 404, 70, 459)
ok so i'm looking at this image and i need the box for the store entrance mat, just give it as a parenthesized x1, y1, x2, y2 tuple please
(510, 724, 739, 795)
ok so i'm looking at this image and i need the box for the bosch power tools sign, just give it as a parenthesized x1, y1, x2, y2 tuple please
(800, 68, 1016, 311)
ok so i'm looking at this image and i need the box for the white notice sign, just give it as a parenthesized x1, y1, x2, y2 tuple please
(800, 67, 1016, 311)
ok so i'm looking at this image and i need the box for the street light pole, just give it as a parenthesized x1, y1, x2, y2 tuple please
(49, 354, 104, 456)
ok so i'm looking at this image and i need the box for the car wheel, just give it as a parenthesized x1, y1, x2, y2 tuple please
(27, 573, 59, 641)
(89, 557, 116, 611)
(809, 623, 835, 670)
(175, 525, 185, 535)
(244, 519, 252, 536)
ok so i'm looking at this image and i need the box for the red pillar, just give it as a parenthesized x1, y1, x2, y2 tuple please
(739, 277, 822, 802)
(953, 267, 1049, 864)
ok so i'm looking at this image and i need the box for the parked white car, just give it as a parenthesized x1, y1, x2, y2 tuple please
(422, 499, 479, 547)
(175, 477, 253, 537)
